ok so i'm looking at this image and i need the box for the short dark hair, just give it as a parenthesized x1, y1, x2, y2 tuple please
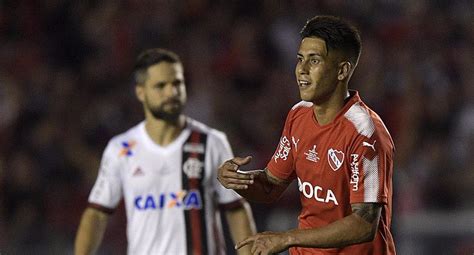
(300, 15, 361, 65)
(133, 48, 181, 84)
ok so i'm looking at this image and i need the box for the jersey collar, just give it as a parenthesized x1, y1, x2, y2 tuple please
(311, 90, 362, 127)
(139, 120, 192, 154)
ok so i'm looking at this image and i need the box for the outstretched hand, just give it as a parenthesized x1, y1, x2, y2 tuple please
(235, 231, 289, 255)
(217, 156, 259, 190)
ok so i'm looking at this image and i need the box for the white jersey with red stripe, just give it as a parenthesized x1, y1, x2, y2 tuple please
(267, 90, 396, 255)
(88, 118, 242, 255)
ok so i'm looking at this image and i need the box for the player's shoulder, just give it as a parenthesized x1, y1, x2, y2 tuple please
(343, 100, 393, 146)
(288, 101, 313, 119)
(291, 100, 313, 110)
(186, 117, 228, 142)
(107, 122, 144, 150)
(343, 101, 377, 138)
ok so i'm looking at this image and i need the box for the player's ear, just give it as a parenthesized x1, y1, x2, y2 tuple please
(135, 84, 145, 102)
(337, 61, 352, 81)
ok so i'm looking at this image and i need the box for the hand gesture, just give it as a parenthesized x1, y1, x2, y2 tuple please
(217, 156, 257, 189)
(235, 231, 289, 255)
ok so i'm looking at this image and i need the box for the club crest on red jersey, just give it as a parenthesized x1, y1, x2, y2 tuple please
(328, 148, 344, 171)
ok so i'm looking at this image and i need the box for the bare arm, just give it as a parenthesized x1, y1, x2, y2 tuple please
(236, 203, 382, 254)
(225, 201, 257, 255)
(217, 156, 290, 203)
(74, 207, 109, 255)
(285, 203, 381, 248)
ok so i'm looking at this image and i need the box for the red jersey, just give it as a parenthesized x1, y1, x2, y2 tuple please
(267, 91, 396, 255)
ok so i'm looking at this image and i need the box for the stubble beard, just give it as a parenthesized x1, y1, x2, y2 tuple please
(146, 100, 183, 123)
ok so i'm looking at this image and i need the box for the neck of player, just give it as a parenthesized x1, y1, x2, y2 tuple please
(313, 85, 349, 126)
(145, 114, 186, 146)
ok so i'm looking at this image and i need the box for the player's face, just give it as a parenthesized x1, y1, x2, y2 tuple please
(295, 37, 341, 104)
(136, 62, 187, 121)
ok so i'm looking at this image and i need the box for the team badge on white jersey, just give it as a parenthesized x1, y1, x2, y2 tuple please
(119, 140, 136, 157)
(183, 158, 204, 179)
(328, 148, 344, 171)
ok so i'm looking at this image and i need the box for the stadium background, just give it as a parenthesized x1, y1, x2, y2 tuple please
(0, 0, 472, 254)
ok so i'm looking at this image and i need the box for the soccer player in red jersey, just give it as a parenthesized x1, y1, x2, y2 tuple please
(218, 16, 396, 255)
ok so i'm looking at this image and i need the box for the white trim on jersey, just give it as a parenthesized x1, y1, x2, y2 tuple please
(363, 155, 379, 202)
(292, 100, 313, 110)
(344, 103, 375, 138)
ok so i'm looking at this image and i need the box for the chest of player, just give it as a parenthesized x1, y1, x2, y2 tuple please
(293, 129, 352, 175)
(119, 143, 212, 195)
(289, 124, 357, 207)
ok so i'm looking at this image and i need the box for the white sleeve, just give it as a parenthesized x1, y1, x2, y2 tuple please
(88, 140, 123, 209)
(209, 131, 242, 205)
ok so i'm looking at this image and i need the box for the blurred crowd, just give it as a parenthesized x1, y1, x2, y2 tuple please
(0, 0, 473, 254)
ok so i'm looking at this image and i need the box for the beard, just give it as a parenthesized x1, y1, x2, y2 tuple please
(146, 98, 184, 122)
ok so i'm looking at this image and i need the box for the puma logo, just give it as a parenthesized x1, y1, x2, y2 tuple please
(362, 140, 376, 151)
(292, 136, 300, 152)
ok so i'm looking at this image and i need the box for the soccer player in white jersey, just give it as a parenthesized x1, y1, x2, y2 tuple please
(74, 48, 256, 255)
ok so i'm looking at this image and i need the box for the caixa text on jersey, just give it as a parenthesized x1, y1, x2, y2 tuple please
(134, 190, 202, 210)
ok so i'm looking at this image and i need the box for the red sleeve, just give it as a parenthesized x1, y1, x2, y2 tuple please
(266, 110, 296, 181)
(349, 132, 393, 204)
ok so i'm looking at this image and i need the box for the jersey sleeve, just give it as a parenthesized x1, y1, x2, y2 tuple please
(208, 131, 243, 205)
(88, 140, 124, 211)
(266, 110, 296, 181)
(348, 132, 394, 205)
